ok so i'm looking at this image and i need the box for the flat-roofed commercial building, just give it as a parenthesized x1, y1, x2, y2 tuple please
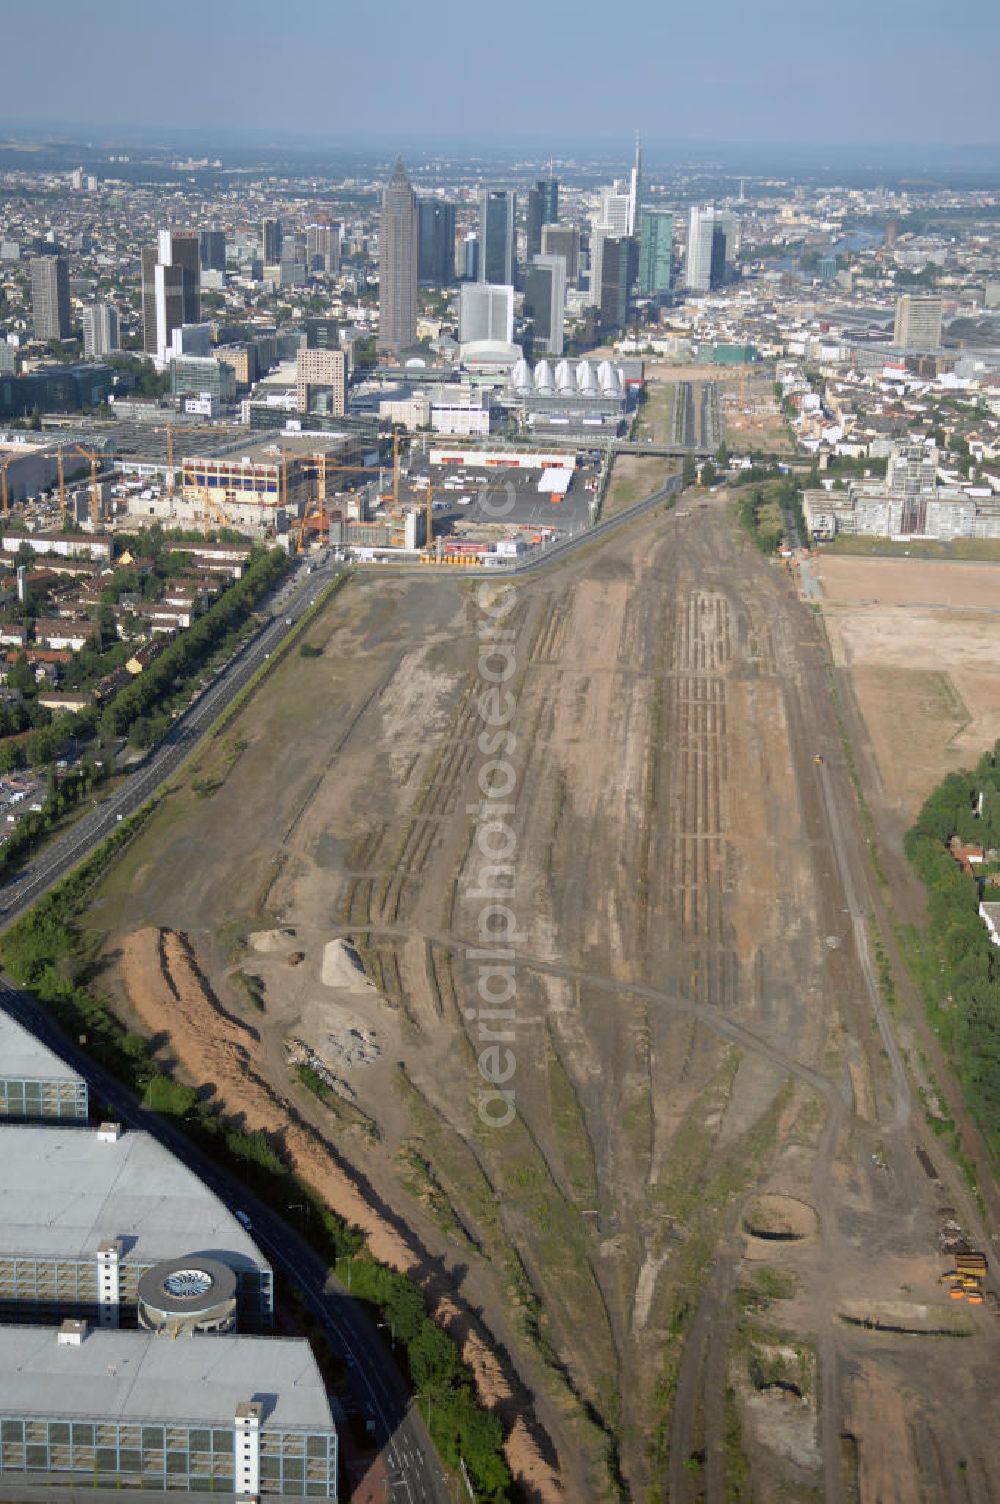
(0, 1125, 272, 1328)
(0, 1324, 337, 1502)
(0, 1014, 88, 1122)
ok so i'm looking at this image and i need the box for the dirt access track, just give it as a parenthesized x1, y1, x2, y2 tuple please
(87, 493, 1000, 1502)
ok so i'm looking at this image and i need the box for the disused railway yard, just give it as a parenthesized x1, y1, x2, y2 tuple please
(81, 492, 1000, 1502)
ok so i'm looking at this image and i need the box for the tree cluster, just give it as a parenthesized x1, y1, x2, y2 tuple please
(905, 742, 1000, 1156)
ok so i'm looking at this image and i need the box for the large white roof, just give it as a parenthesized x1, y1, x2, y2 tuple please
(0, 1326, 332, 1430)
(0, 1013, 84, 1085)
(0, 1127, 267, 1272)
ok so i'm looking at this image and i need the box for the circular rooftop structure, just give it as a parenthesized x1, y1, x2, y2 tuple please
(138, 1255, 238, 1335)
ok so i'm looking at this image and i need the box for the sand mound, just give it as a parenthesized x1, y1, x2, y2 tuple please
(249, 927, 296, 954)
(321, 937, 374, 992)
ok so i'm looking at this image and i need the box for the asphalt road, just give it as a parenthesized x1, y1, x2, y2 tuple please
(0, 558, 340, 925)
(0, 982, 450, 1504)
(0, 558, 452, 1503)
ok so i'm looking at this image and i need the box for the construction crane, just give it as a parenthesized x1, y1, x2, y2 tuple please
(57, 449, 66, 527)
(421, 477, 434, 553)
(72, 445, 103, 528)
(0, 454, 12, 519)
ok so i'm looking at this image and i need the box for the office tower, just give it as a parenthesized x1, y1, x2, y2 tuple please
(628, 137, 642, 236)
(458, 283, 514, 345)
(296, 347, 346, 415)
(462, 234, 479, 280)
(637, 209, 673, 297)
(526, 177, 559, 259)
(304, 317, 339, 350)
(541, 223, 580, 281)
(30, 255, 71, 340)
(893, 294, 943, 350)
(524, 254, 566, 355)
(479, 190, 516, 285)
(306, 221, 339, 274)
(378, 157, 418, 354)
(598, 236, 637, 330)
(142, 231, 200, 360)
(82, 302, 119, 359)
(262, 216, 283, 264)
(598, 186, 632, 237)
(685, 207, 728, 292)
(417, 200, 457, 285)
(199, 227, 226, 272)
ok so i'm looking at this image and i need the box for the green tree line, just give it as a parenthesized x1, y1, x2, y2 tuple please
(905, 742, 1000, 1156)
(0, 819, 512, 1500)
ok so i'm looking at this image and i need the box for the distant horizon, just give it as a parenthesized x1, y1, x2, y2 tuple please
(4, 0, 999, 152)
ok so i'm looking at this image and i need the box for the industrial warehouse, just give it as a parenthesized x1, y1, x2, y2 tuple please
(0, 1014, 338, 1503)
(0, 1325, 338, 1503)
(0, 1123, 274, 1329)
(0, 1013, 89, 1122)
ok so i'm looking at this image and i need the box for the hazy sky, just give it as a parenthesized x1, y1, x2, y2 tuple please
(3, 0, 998, 148)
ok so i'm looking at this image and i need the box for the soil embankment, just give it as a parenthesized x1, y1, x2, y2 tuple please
(119, 925, 561, 1501)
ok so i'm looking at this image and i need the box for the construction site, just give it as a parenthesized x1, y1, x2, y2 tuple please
(76, 483, 1000, 1502)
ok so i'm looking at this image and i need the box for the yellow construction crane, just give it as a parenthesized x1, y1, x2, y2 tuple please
(0, 454, 12, 519)
(72, 445, 103, 528)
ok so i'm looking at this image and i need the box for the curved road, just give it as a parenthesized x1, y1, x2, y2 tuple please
(0, 558, 451, 1504)
(0, 979, 449, 1504)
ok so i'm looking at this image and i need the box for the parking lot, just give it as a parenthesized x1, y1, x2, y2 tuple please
(401, 457, 597, 540)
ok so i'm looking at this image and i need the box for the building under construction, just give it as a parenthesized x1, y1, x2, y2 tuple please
(120, 432, 379, 537)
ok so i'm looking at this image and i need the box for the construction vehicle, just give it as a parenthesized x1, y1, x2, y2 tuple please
(942, 1248, 988, 1302)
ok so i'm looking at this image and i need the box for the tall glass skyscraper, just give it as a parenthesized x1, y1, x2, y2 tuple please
(526, 178, 558, 259)
(479, 190, 516, 286)
(637, 210, 673, 297)
(417, 200, 457, 286)
(378, 158, 418, 353)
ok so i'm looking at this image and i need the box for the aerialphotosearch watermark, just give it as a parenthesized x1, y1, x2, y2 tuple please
(465, 481, 520, 1129)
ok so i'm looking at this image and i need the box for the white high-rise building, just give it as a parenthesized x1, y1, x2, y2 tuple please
(685, 206, 728, 292)
(893, 295, 943, 350)
(458, 282, 514, 345)
(82, 303, 119, 359)
(627, 137, 642, 236)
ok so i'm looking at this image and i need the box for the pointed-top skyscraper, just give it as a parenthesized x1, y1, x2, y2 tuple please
(627, 135, 642, 236)
(378, 156, 418, 354)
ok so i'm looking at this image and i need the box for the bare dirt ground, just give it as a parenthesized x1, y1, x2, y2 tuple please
(814, 555, 1000, 821)
(602, 455, 678, 515)
(85, 508, 1000, 1502)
